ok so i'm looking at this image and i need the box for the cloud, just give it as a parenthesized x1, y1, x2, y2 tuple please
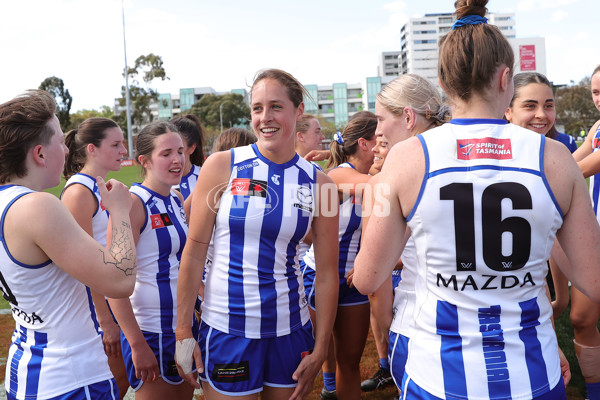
(550, 10, 568, 21)
(518, 0, 579, 10)
(544, 34, 564, 50)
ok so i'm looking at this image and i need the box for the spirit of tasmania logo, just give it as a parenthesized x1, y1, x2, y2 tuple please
(457, 138, 513, 160)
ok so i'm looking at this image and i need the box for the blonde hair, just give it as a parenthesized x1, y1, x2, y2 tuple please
(377, 74, 447, 129)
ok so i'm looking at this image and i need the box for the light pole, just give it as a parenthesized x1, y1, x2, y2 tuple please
(219, 100, 233, 133)
(122, 0, 133, 159)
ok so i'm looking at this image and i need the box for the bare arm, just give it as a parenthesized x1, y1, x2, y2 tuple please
(574, 120, 600, 177)
(328, 166, 373, 197)
(368, 276, 394, 338)
(354, 138, 424, 294)
(546, 140, 600, 302)
(106, 189, 159, 381)
(548, 240, 571, 320)
(304, 149, 330, 162)
(61, 183, 122, 355)
(6, 178, 136, 298)
(108, 297, 159, 382)
(175, 152, 230, 388)
(290, 171, 339, 400)
(573, 120, 598, 162)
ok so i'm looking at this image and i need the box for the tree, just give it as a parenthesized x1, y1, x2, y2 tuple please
(116, 53, 168, 133)
(69, 106, 114, 131)
(555, 77, 598, 135)
(39, 76, 72, 131)
(316, 116, 337, 139)
(187, 93, 250, 139)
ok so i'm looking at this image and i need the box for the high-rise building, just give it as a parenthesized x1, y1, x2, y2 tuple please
(398, 12, 520, 84)
(378, 51, 401, 78)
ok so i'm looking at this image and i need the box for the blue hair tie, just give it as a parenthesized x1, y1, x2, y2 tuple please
(333, 131, 344, 145)
(452, 15, 488, 30)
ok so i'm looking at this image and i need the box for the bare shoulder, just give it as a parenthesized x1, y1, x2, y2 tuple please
(327, 164, 370, 186)
(61, 182, 97, 213)
(316, 169, 334, 185)
(380, 136, 425, 217)
(4, 192, 80, 264)
(10, 191, 68, 221)
(200, 150, 231, 181)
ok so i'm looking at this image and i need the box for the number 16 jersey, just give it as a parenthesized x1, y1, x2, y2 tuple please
(405, 120, 563, 400)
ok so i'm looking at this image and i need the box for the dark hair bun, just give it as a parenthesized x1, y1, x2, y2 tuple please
(454, 0, 488, 19)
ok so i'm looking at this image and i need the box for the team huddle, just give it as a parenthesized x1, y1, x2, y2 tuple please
(2, 1, 600, 400)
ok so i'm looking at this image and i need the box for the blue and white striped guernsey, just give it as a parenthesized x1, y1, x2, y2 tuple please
(405, 120, 563, 400)
(129, 184, 188, 333)
(0, 185, 112, 399)
(302, 162, 361, 285)
(174, 164, 201, 200)
(201, 144, 316, 339)
(589, 124, 600, 224)
(62, 173, 109, 247)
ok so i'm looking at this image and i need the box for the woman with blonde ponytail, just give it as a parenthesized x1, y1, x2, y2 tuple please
(360, 73, 447, 398)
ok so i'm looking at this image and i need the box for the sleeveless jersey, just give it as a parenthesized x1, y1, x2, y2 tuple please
(405, 120, 563, 400)
(297, 161, 323, 263)
(62, 173, 108, 247)
(129, 184, 188, 333)
(202, 144, 316, 339)
(174, 164, 200, 200)
(390, 236, 417, 338)
(0, 185, 112, 399)
(303, 162, 361, 284)
(588, 124, 600, 223)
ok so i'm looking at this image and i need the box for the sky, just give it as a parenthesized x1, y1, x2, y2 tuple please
(1, 0, 599, 111)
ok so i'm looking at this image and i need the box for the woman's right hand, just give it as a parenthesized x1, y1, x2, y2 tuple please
(101, 320, 122, 358)
(97, 177, 132, 214)
(132, 342, 159, 382)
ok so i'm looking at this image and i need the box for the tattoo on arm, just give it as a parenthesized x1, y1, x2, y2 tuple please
(100, 221, 136, 276)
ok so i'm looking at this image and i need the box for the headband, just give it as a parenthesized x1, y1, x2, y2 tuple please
(452, 15, 488, 30)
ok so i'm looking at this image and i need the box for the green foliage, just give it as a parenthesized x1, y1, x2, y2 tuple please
(116, 53, 169, 133)
(39, 76, 72, 131)
(187, 93, 250, 143)
(316, 116, 337, 139)
(556, 77, 599, 135)
(68, 106, 115, 131)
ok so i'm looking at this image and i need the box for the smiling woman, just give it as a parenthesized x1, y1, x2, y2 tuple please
(107, 121, 194, 400)
(175, 69, 340, 400)
(505, 72, 556, 136)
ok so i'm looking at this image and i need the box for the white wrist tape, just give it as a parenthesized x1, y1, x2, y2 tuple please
(175, 337, 196, 375)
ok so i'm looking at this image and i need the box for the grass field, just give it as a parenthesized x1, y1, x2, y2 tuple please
(0, 165, 592, 398)
(44, 165, 143, 198)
